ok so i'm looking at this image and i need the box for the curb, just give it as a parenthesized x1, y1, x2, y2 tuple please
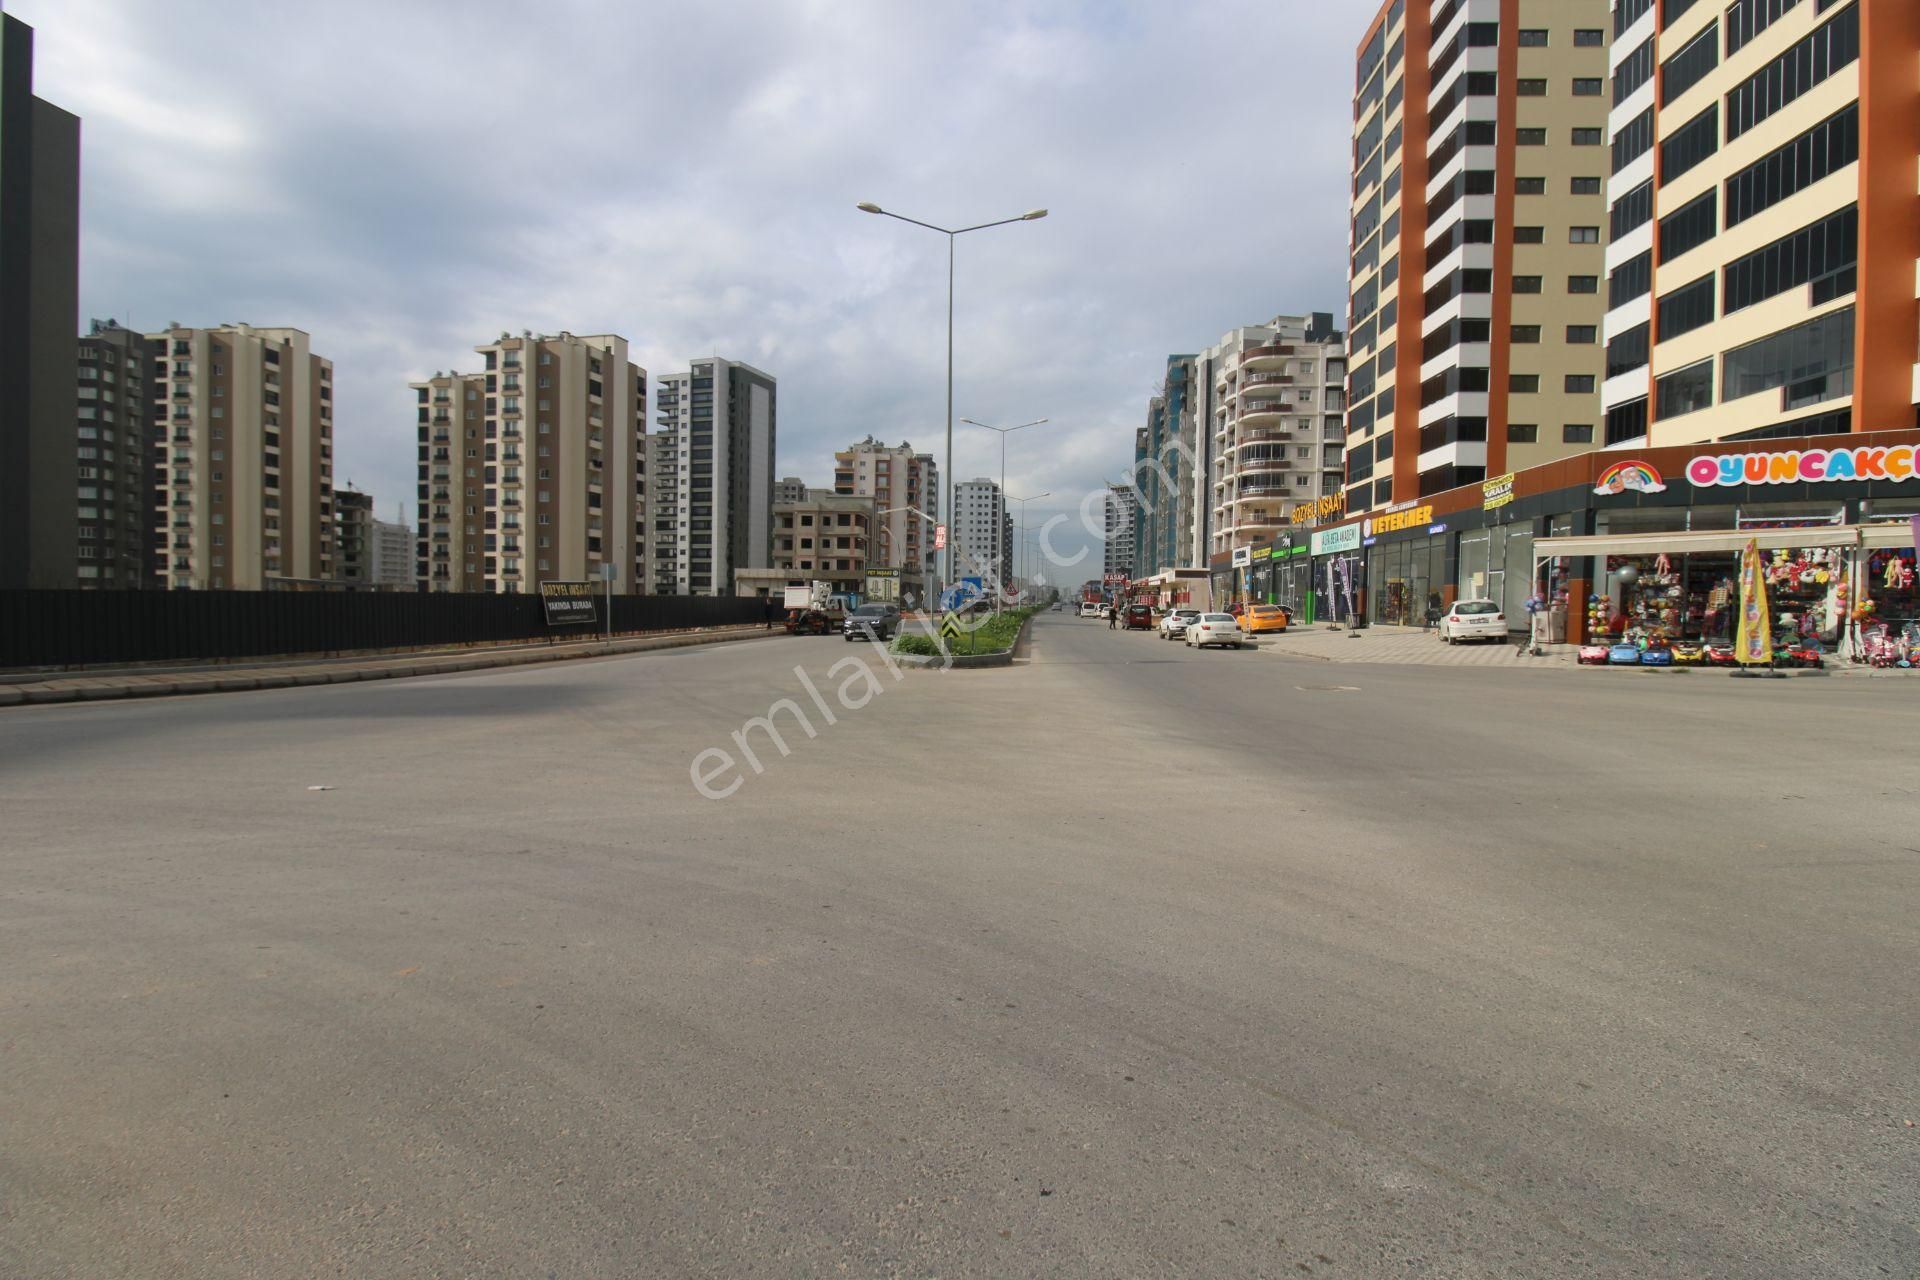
(0, 626, 772, 709)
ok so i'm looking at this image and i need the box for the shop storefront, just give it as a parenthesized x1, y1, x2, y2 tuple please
(1310, 521, 1365, 625)
(1332, 431, 1920, 653)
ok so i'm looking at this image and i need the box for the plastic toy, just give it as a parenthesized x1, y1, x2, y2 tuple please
(1608, 644, 1642, 665)
(1578, 644, 1610, 666)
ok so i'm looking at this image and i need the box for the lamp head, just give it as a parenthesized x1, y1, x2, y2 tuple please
(1021, 209, 1048, 220)
(856, 202, 884, 214)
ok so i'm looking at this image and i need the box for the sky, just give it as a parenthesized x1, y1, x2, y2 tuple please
(13, 0, 1359, 579)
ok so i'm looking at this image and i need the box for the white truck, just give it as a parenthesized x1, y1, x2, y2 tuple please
(782, 580, 848, 635)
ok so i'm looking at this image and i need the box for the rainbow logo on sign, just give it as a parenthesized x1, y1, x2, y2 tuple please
(1593, 460, 1667, 496)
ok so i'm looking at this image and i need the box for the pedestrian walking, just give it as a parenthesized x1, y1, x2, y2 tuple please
(763, 596, 776, 632)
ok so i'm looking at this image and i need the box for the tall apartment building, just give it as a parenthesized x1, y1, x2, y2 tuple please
(415, 332, 646, 594)
(154, 324, 334, 590)
(952, 478, 1012, 586)
(1601, 0, 1918, 450)
(1134, 356, 1201, 575)
(833, 435, 938, 598)
(772, 476, 809, 506)
(74, 320, 159, 589)
(1103, 484, 1136, 580)
(1206, 313, 1348, 558)
(651, 357, 775, 595)
(0, 14, 80, 590)
(335, 487, 375, 585)
(1344, 0, 1614, 517)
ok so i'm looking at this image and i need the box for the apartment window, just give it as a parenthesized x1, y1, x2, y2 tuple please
(1511, 374, 1541, 393)
(1723, 204, 1857, 315)
(1565, 374, 1596, 394)
(1562, 424, 1594, 444)
(1609, 250, 1653, 308)
(1614, 38, 1655, 105)
(1517, 81, 1548, 98)
(1661, 24, 1719, 104)
(1570, 176, 1602, 195)
(1660, 104, 1719, 185)
(1722, 305, 1855, 406)
(1572, 78, 1603, 97)
(1518, 28, 1548, 46)
(1516, 176, 1546, 195)
(1655, 359, 1714, 418)
(1610, 180, 1654, 240)
(1724, 103, 1858, 229)
(1513, 275, 1543, 294)
(1659, 191, 1717, 262)
(1727, 0, 1804, 56)
(1568, 275, 1599, 294)
(1514, 225, 1545, 244)
(1726, 3, 1858, 142)
(1508, 423, 1539, 443)
(1576, 27, 1605, 45)
(1612, 107, 1654, 174)
(1509, 325, 1540, 345)
(1662, 0, 1700, 20)
(1571, 128, 1603, 147)
(1570, 226, 1599, 244)
(1607, 321, 1651, 378)
(1517, 128, 1547, 146)
(1567, 325, 1598, 344)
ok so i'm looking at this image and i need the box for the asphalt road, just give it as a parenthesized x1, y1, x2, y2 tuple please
(3, 615, 1915, 1278)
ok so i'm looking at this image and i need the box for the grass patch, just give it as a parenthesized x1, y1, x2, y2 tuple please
(892, 606, 1037, 657)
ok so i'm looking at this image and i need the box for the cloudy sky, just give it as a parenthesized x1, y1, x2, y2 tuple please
(14, 0, 1358, 574)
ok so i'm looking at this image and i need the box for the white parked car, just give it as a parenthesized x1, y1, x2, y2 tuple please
(1079, 601, 1102, 618)
(1438, 599, 1507, 644)
(1160, 607, 1202, 640)
(1185, 613, 1244, 649)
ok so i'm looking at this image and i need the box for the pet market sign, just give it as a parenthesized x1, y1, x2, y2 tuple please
(1688, 444, 1919, 488)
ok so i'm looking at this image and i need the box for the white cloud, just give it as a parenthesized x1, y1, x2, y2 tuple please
(15, 0, 1362, 576)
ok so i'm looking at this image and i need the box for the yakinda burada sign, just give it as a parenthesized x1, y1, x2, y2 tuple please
(1687, 444, 1919, 488)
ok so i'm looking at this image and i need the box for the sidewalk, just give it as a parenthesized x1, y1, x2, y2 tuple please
(1249, 623, 1912, 677)
(0, 625, 775, 707)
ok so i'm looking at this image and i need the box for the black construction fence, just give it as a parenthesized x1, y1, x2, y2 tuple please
(0, 590, 768, 670)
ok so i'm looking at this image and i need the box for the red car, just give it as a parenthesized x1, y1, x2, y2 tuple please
(1123, 603, 1154, 630)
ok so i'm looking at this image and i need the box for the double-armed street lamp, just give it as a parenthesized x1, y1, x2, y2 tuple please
(855, 202, 1047, 606)
(960, 417, 1048, 613)
(1008, 491, 1050, 596)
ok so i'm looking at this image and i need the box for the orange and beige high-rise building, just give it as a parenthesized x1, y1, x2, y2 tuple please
(1344, 0, 1616, 515)
(152, 323, 334, 590)
(1600, 0, 1918, 450)
(415, 332, 647, 594)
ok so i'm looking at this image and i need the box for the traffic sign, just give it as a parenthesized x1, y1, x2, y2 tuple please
(938, 612, 965, 641)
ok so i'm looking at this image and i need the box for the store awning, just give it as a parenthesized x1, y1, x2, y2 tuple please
(1537, 526, 1863, 557)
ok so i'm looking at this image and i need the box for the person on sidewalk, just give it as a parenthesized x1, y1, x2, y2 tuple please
(1424, 590, 1442, 632)
(763, 596, 776, 632)
(1108, 604, 1118, 630)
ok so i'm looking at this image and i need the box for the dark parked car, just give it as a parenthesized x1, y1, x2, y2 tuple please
(842, 602, 902, 642)
(1123, 603, 1154, 630)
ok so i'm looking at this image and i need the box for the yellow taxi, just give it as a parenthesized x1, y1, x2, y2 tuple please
(1241, 603, 1290, 634)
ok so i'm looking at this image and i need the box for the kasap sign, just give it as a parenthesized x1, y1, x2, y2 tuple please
(1687, 444, 1919, 488)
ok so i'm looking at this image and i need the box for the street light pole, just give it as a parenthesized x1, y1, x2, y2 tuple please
(961, 418, 1047, 613)
(1008, 491, 1050, 594)
(856, 202, 1047, 610)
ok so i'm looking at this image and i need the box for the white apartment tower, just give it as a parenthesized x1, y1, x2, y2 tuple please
(651, 357, 776, 595)
(414, 331, 647, 594)
(153, 323, 334, 590)
(1204, 312, 1347, 559)
(952, 477, 1011, 586)
(1103, 484, 1136, 580)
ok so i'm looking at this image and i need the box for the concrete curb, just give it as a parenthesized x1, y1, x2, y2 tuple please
(0, 626, 772, 709)
(891, 615, 1032, 670)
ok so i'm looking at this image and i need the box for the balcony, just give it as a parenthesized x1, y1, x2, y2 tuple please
(1238, 402, 1287, 427)
(1239, 344, 1294, 371)
(1239, 372, 1295, 393)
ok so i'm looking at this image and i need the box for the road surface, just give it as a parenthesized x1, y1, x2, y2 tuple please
(3, 615, 1914, 1277)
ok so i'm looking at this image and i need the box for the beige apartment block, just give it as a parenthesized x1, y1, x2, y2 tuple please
(1205, 313, 1347, 557)
(832, 435, 937, 599)
(415, 332, 647, 594)
(1601, 0, 1919, 451)
(1344, 0, 1614, 517)
(153, 323, 334, 590)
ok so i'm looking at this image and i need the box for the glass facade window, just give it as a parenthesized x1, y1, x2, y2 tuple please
(1611, 180, 1653, 239)
(1657, 275, 1716, 343)
(1655, 359, 1714, 419)
(1722, 204, 1857, 316)
(1614, 38, 1655, 105)
(1659, 190, 1717, 262)
(1661, 23, 1720, 104)
(1660, 104, 1719, 185)
(1726, 2, 1860, 142)
(1721, 304, 1855, 407)
(1724, 102, 1858, 229)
